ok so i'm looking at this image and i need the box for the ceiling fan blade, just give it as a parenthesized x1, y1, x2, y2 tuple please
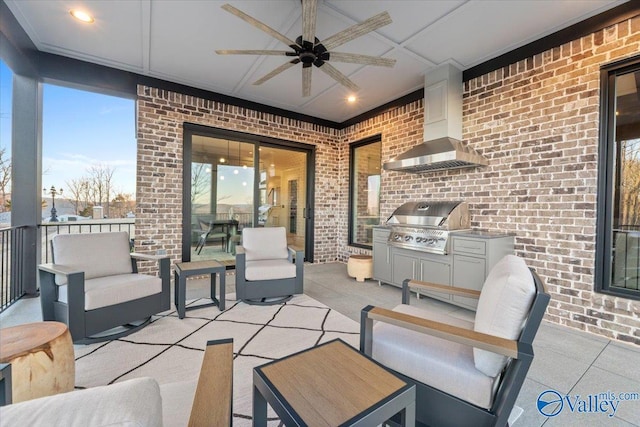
(318, 62, 359, 92)
(216, 50, 291, 56)
(302, 66, 312, 97)
(302, 0, 318, 43)
(328, 52, 396, 67)
(253, 60, 298, 86)
(221, 4, 300, 48)
(321, 11, 392, 51)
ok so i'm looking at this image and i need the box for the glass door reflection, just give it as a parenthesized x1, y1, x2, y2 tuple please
(191, 137, 254, 264)
(258, 146, 307, 254)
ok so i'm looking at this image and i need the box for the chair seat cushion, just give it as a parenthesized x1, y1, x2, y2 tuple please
(58, 273, 162, 310)
(372, 304, 498, 409)
(245, 259, 296, 281)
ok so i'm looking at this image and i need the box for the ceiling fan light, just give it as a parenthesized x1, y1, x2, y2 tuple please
(70, 10, 94, 23)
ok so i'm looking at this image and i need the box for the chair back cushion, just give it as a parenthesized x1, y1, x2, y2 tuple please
(52, 232, 133, 285)
(242, 227, 289, 261)
(473, 255, 535, 377)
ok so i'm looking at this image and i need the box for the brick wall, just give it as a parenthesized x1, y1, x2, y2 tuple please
(136, 88, 341, 265)
(135, 17, 639, 344)
(339, 17, 640, 344)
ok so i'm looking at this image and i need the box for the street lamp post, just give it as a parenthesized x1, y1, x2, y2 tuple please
(44, 186, 63, 222)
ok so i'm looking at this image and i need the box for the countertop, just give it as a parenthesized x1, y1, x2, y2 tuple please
(451, 230, 515, 239)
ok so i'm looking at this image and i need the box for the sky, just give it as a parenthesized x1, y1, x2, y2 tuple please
(0, 59, 137, 198)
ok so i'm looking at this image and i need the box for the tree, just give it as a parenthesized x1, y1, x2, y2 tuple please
(65, 178, 92, 215)
(0, 148, 11, 213)
(191, 163, 210, 206)
(111, 193, 135, 218)
(88, 164, 115, 217)
(620, 138, 640, 227)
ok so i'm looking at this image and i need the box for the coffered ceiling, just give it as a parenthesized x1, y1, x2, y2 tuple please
(4, 0, 627, 122)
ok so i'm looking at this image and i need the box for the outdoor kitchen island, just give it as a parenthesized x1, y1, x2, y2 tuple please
(373, 226, 514, 310)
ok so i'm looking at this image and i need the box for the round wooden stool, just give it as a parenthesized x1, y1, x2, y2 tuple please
(0, 321, 75, 403)
(347, 255, 373, 282)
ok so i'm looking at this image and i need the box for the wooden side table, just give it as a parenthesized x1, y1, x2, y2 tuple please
(174, 260, 226, 318)
(253, 339, 415, 426)
(0, 321, 75, 403)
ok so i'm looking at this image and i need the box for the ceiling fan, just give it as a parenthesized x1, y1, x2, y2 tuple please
(216, 0, 396, 97)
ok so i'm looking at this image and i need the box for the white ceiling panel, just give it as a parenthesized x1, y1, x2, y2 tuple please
(405, 0, 624, 68)
(7, 0, 145, 71)
(325, 0, 466, 44)
(4, 0, 627, 122)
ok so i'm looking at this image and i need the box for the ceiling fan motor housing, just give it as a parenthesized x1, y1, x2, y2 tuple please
(294, 36, 329, 67)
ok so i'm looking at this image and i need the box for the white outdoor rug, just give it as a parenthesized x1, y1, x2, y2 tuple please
(73, 294, 361, 426)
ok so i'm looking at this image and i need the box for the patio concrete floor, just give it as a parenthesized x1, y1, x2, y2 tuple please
(1, 262, 639, 426)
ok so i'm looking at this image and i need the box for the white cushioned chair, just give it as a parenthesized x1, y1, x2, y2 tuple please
(235, 227, 303, 304)
(39, 232, 170, 344)
(361, 255, 550, 427)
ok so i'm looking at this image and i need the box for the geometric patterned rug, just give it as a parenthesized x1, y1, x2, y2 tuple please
(73, 293, 361, 426)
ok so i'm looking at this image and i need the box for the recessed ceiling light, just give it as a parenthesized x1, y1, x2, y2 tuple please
(70, 10, 95, 23)
(347, 95, 357, 103)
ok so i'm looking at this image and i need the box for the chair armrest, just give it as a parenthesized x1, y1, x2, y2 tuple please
(361, 305, 519, 359)
(130, 252, 169, 261)
(402, 279, 481, 304)
(287, 246, 303, 260)
(0, 363, 11, 406)
(38, 263, 82, 278)
(236, 246, 245, 255)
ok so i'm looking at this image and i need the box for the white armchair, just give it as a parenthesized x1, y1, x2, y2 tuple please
(361, 255, 550, 427)
(39, 232, 170, 344)
(235, 227, 303, 304)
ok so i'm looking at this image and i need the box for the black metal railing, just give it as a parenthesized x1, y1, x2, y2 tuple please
(613, 225, 640, 291)
(0, 226, 28, 312)
(40, 220, 135, 263)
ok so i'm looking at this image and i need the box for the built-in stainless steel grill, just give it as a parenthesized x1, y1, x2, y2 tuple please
(386, 201, 469, 254)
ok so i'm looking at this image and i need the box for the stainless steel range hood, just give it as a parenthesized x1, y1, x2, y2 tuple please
(383, 64, 488, 173)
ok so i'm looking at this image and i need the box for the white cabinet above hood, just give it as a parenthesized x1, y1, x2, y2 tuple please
(383, 64, 488, 173)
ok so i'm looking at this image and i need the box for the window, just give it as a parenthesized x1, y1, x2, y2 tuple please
(349, 136, 381, 248)
(595, 56, 640, 299)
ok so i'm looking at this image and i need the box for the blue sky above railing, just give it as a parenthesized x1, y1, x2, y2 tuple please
(0, 60, 137, 198)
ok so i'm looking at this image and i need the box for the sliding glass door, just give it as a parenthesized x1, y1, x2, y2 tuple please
(183, 125, 314, 264)
(189, 136, 254, 265)
(258, 145, 307, 252)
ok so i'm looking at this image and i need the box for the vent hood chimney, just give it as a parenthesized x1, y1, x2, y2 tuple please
(383, 64, 488, 173)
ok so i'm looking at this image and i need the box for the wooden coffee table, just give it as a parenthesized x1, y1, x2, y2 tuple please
(253, 339, 415, 426)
